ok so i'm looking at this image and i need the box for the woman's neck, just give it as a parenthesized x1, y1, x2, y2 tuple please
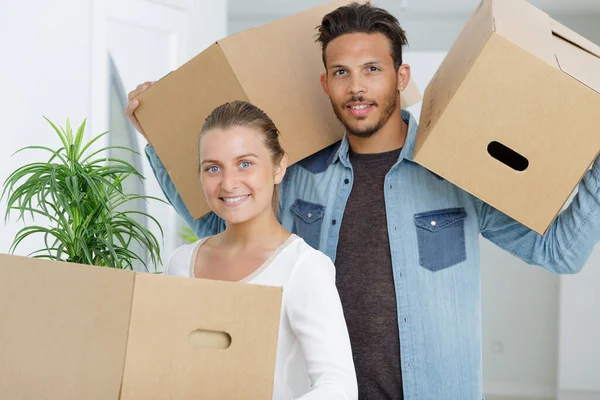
(218, 208, 289, 251)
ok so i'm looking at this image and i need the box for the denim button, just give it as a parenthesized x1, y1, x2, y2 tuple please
(332, 219, 337, 225)
(430, 220, 437, 227)
(344, 178, 349, 184)
(308, 213, 313, 218)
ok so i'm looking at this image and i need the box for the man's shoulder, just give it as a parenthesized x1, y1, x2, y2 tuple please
(291, 140, 342, 175)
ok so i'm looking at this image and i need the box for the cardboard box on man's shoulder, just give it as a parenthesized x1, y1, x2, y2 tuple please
(414, 0, 600, 235)
(0, 253, 282, 399)
(134, 0, 422, 220)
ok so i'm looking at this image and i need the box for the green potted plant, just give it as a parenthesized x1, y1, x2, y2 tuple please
(179, 226, 199, 244)
(1, 117, 164, 271)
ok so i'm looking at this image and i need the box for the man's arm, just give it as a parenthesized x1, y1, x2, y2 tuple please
(476, 155, 600, 274)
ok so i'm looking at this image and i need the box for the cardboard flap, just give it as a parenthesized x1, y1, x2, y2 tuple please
(491, 0, 556, 66)
(0, 255, 135, 399)
(120, 273, 282, 400)
(551, 19, 600, 94)
(551, 19, 600, 58)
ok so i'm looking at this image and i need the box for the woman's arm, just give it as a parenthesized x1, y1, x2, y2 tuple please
(285, 249, 358, 400)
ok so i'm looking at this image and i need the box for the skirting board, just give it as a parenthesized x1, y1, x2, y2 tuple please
(557, 391, 600, 400)
(484, 382, 600, 400)
(484, 382, 556, 398)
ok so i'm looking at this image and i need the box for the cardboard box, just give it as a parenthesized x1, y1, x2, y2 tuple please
(134, 0, 422, 220)
(0, 254, 282, 399)
(414, 0, 600, 235)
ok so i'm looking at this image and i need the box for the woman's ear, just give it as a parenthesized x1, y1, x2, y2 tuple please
(274, 153, 288, 185)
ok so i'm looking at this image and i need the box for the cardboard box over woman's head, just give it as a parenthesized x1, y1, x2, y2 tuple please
(134, 0, 422, 220)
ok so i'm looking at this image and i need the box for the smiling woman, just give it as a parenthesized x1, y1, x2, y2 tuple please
(164, 101, 358, 400)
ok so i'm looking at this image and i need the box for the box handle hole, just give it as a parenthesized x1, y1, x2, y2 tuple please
(487, 141, 529, 172)
(188, 329, 231, 349)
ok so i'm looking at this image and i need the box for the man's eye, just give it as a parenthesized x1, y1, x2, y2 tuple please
(334, 69, 346, 76)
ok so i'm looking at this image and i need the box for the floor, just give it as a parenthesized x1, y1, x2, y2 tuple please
(486, 397, 554, 400)
(486, 393, 600, 400)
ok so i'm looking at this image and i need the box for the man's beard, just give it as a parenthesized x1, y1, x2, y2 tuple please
(332, 88, 399, 139)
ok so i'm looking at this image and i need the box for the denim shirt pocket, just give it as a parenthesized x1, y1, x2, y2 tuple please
(414, 207, 468, 272)
(291, 199, 325, 250)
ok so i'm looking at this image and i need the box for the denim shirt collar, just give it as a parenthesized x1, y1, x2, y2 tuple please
(328, 109, 419, 168)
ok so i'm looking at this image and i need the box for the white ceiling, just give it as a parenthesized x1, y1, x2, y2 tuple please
(228, 0, 600, 18)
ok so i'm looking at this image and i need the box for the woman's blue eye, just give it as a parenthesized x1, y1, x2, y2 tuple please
(207, 166, 220, 173)
(240, 161, 252, 169)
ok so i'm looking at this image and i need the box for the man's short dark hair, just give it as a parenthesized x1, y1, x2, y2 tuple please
(316, 2, 408, 70)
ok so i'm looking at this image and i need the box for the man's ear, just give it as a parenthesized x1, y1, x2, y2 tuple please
(397, 64, 411, 92)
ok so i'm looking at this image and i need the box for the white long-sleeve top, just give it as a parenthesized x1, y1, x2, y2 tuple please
(166, 234, 358, 400)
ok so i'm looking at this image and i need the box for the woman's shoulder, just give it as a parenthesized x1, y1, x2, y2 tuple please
(285, 235, 336, 277)
(280, 236, 339, 306)
(165, 238, 207, 276)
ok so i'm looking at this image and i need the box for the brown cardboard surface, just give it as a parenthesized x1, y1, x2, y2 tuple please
(135, 0, 422, 220)
(415, 0, 600, 235)
(0, 254, 134, 400)
(418, 0, 493, 149)
(0, 254, 283, 400)
(120, 273, 282, 400)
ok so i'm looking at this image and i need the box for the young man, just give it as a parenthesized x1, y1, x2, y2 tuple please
(126, 3, 600, 399)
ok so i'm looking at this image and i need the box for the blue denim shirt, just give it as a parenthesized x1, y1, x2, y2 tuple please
(145, 110, 600, 399)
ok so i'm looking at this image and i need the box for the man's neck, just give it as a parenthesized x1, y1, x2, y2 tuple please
(348, 111, 407, 154)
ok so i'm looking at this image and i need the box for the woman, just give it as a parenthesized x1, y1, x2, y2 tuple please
(166, 101, 357, 400)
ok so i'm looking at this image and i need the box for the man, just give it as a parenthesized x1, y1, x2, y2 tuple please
(126, 3, 600, 399)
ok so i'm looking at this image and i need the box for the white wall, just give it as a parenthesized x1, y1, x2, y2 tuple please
(229, 12, 600, 50)
(403, 52, 446, 120)
(558, 249, 600, 395)
(0, 0, 95, 256)
(481, 241, 562, 398)
(0, 0, 227, 269)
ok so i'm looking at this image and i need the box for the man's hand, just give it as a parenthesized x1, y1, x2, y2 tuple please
(125, 81, 154, 139)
